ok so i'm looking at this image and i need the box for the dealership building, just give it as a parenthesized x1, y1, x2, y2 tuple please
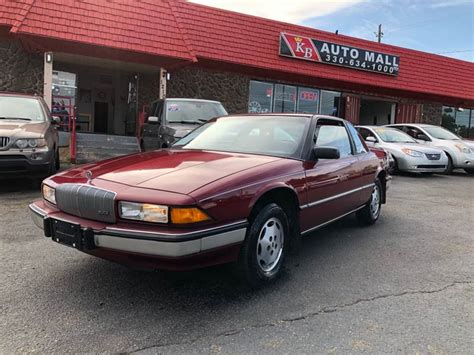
(1, 0, 474, 157)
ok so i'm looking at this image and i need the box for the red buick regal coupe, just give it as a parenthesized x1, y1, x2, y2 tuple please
(30, 114, 390, 286)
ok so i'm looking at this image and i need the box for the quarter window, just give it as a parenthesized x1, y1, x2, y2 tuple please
(314, 119, 352, 157)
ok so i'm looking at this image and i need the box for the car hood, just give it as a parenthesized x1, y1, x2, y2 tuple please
(0, 121, 47, 138)
(381, 142, 443, 155)
(77, 149, 280, 195)
(166, 123, 201, 138)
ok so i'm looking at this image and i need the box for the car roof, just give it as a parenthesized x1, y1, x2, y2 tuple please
(0, 91, 42, 99)
(387, 123, 435, 128)
(166, 98, 222, 104)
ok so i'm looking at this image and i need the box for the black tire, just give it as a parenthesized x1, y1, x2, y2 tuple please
(237, 203, 289, 288)
(47, 150, 58, 177)
(55, 148, 60, 170)
(465, 168, 474, 175)
(356, 179, 382, 226)
(391, 157, 399, 175)
(445, 154, 454, 175)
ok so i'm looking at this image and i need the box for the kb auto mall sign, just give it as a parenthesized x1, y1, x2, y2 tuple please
(280, 33, 400, 76)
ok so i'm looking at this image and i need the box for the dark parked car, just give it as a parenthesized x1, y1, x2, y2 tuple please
(141, 98, 227, 151)
(30, 114, 390, 286)
(0, 92, 60, 179)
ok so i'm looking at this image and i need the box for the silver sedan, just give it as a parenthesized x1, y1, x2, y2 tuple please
(356, 126, 448, 174)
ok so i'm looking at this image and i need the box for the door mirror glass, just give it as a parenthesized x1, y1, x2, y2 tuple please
(312, 146, 340, 160)
(148, 116, 160, 124)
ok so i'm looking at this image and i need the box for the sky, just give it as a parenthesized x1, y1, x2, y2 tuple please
(189, 0, 474, 62)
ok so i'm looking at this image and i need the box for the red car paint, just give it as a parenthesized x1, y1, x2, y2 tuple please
(30, 115, 389, 271)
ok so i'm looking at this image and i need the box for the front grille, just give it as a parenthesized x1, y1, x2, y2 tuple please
(417, 165, 445, 169)
(425, 153, 441, 160)
(0, 137, 10, 148)
(55, 184, 116, 223)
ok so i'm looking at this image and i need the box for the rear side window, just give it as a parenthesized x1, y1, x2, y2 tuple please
(313, 119, 352, 157)
(347, 123, 368, 154)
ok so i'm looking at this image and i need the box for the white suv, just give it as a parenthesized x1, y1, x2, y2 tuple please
(387, 124, 474, 174)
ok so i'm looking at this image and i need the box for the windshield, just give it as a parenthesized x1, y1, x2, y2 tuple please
(0, 96, 45, 121)
(166, 101, 227, 124)
(423, 126, 460, 140)
(174, 116, 310, 158)
(374, 128, 416, 143)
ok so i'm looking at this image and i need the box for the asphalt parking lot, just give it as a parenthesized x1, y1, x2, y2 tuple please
(1, 172, 473, 354)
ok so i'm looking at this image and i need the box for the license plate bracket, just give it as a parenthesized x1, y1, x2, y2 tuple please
(50, 219, 83, 249)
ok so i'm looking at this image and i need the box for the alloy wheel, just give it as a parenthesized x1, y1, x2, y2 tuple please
(256, 217, 284, 273)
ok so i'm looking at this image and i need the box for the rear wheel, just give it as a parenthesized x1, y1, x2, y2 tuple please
(356, 179, 382, 226)
(465, 168, 474, 175)
(237, 203, 289, 288)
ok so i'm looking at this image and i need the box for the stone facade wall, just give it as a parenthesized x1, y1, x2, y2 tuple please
(0, 39, 43, 94)
(422, 102, 443, 125)
(167, 67, 249, 114)
(138, 73, 160, 111)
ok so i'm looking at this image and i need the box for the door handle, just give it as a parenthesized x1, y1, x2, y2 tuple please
(337, 174, 349, 182)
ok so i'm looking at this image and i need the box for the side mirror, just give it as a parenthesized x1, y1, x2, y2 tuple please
(148, 116, 160, 124)
(312, 146, 340, 160)
(51, 116, 61, 125)
(366, 136, 377, 143)
(417, 134, 430, 141)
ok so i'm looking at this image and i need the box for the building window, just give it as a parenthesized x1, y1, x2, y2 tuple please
(248, 81, 273, 113)
(320, 90, 341, 116)
(248, 80, 341, 116)
(297, 87, 319, 114)
(442, 106, 473, 138)
(273, 84, 297, 113)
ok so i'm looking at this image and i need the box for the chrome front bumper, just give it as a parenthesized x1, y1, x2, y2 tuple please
(29, 203, 247, 258)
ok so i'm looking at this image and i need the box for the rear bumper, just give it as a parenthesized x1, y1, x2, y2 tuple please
(29, 202, 247, 268)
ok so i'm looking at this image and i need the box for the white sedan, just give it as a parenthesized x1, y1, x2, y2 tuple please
(356, 126, 448, 174)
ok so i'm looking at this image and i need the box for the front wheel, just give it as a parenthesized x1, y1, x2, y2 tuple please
(465, 168, 474, 175)
(356, 179, 382, 226)
(445, 154, 454, 175)
(237, 203, 289, 288)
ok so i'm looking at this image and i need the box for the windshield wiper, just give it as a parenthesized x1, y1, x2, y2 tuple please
(172, 120, 202, 125)
(0, 116, 31, 121)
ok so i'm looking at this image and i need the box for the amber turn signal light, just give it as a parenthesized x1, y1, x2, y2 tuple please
(170, 207, 210, 224)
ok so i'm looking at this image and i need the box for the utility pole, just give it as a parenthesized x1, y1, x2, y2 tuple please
(375, 24, 383, 43)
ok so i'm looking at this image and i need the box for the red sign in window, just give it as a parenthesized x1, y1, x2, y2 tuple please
(300, 91, 318, 101)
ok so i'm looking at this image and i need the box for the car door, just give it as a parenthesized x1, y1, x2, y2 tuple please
(346, 122, 378, 206)
(300, 118, 361, 233)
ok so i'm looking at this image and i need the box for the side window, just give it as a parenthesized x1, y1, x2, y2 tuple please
(347, 123, 368, 154)
(359, 128, 373, 141)
(404, 126, 423, 139)
(313, 119, 352, 157)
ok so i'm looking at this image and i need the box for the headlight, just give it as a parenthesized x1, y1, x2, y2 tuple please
(119, 201, 168, 223)
(171, 207, 211, 224)
(42, 184, 56, 205)
(16, 138, 47, 149)
(454, 144, 471, 154)
(401, 148, 424, 157)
